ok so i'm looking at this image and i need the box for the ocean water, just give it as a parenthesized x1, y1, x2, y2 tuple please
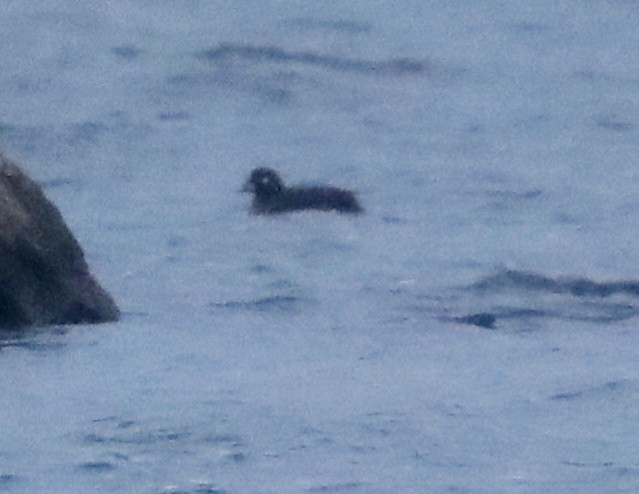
(2, 1, 639, 492)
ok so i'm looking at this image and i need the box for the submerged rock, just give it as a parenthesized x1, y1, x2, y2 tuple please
(0, 154, 119, 330)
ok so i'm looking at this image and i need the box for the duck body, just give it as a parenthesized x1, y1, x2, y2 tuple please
(244, 167, 363, 214)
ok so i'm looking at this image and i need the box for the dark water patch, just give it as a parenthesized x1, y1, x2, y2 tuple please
(550, 390, 584, 401)
(0, 332, 69, 352)
(563, 460, 614, 468)
(0, 122, 14, 137)
(78, 461, 117, 472)
(574, 69, 598, 82)
(201, 43, 428, 76)
(284, 17, 372, 34)
(566, 301, 638, 323)
(550, 379, 635, 402)
(359, 411, 405, 440)
(615, 465, 639, 478)
(463, 123, 485, 134)
(7, 117, 151, 157)
(203, 433, 243, 445)
(160, 484, 226, 494)
(188, 486, 226, 494)
(91, 416, 135, 428)
(210, 295, 307, 313)
(453, 303, 639, 329)
(249, 263, 272, 274)
(166, 70, 295, 105)
(247, 81, 293, 104)
(448, 268, 639, 328)
(156, 428, 187, 441)
(83, 427, 192, 446)
(562, 462, 639, 479)
(83, 419, 247, 463)
(158, 111, 191, 122)
(513, 113, 552, 131)
(381, 215, 406, 224)
(454, 312, 497, 329)
(10, 119, 107, 149)
(561, 461, 639, 478)
(224, 451, 247, 464)
(487, 188, 543, 202)
(111, 45, 142, 60)
(67, 121, 107, 145)
(308, 482, 363, 493)
(39, 177, 82, 190)
(597, 116, 633, 132)
(4, 125, 49, 153)
(119, 310, 151, 320)
(84, 432, 108, 444)
(0, 474, 18, 486)
(503, 21, 549, 34)
(472, 270, 639, 298)
(166, 74, 200, 87)
(166, 235, 189, 250)
(452, 308, 549, 329)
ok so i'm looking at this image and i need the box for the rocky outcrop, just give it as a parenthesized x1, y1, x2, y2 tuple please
(0, 154, 119, 330)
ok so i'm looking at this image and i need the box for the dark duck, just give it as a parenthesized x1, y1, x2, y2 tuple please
(243, 167, 363, 214)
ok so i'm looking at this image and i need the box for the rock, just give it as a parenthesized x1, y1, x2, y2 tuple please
(0, 154, 119, 330)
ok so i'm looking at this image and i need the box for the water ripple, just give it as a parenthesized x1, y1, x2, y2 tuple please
(472, 269, 639, 298)
(209, 295, 308, 313)
(201, 43, 429, 76)
(452, 269, 639, 328)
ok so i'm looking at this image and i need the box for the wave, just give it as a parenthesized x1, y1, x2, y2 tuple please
(201, 43, 429, 76)
(209, 294, 307, 313)
(472, 269, 639, 298)
(284, 17, 372, 35)
(453, 269, 639, 329)
(550, 379, 639, 402)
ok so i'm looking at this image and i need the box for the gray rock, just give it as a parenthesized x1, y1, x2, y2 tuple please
(0, 154, 119, 330)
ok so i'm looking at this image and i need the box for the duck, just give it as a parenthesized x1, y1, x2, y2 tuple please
(243, 167, 363, 214)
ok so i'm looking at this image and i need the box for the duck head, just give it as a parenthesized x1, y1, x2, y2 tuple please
(243, 167, 285, 198)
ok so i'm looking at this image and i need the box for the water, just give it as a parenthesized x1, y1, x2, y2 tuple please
(2, 1, 639, 492)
